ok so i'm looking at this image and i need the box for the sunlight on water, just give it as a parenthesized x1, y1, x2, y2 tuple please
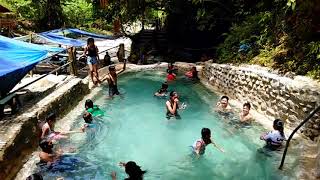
(34, 71, 298, 180)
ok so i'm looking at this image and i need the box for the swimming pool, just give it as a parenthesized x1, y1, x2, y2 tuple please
(34, 71, 299, 180)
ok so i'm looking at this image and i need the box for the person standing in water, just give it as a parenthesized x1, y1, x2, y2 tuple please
(191, 128, 225, 156)
(260, 119, 286, 151)
(83, 38, 101, 85)
(102, 64, 125, 97)
(166, 91, 181, 119)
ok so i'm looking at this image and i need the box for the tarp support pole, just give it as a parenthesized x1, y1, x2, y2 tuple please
(68, 47, 78, 76)
(29, 32, 34, 77)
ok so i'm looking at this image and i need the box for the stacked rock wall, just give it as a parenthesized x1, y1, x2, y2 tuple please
(202, 61, 320, 140)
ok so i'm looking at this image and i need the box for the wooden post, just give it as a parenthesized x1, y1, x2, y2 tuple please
(29, 33, 34, 77)
(68, 47, 78, 76)
(117, 43, 125, 62)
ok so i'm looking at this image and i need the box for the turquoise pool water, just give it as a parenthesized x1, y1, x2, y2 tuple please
(38, 71, 297, 180)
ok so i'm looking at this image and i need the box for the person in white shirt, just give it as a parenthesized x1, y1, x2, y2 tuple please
(260, 119, 286, 150)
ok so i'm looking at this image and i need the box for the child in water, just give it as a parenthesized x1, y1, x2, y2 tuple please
(260, 119, 286, 150)
(85, 99, 104, 117)
(81, 112, 96, 132)
(191, 128, 225, 156)
(154, 82, 168, 97)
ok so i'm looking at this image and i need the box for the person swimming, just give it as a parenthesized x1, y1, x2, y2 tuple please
(154, 82, 169, 97)
(191, 128, 224, 156)
(216, 96, 232, 113)
(239, 102, 253, 124)
(166, 91, 181, 119)
(185, 66, 199, 80)
(85, 99, 104, 117)
(111, 161, 147, 180)
(81, 112, 96, 132)
(260, 119, 286, 150)
(166, 70, 176, 81)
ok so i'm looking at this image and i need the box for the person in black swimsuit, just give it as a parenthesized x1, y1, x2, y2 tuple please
(83, 38, 101, 85)
(166, 91, 181, 119)
(102, 65, 125, 97)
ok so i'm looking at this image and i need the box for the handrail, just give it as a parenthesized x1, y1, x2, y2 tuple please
(279, 105, 320, 170)
(4, 61, 71, 99)
(98, 45, 119, 55)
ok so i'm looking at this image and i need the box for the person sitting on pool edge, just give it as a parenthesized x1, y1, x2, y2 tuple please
(111, 161, 147, 180)
(260, 119, 286, 151)
(39, 139, 62, 164)
(216, 96, 232, 113)
(81, 112, 96, 132)
(167, 70, 176, 82)
(191, 128, 225, 156)
(85, 99, 104, 117)
(40, 113, 69, 141)
(239, 102, 253, 124)
(185, 66, 199, 80)
(154, 82, 169, 97)
(166, 91, 181, 119)
(102, 65, 125, 97)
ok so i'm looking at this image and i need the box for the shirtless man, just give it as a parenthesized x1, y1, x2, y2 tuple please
(239, 102, 253, 124)
(216, 96, 232, 113)
(39, 139, 62, 164)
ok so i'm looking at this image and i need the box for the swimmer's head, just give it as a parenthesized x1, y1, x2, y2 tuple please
(83, 112, 93, 123)
(161, 82, 168, 90)
(273, 119, 285, 137)
(39, 139, 53, 154)
(125, 161, 147, 179)
(243, 102, 251, 115)
(87, 38, 94, 46)
(201, 128, 212, 144)
(273, 119, 283, 130)
(26, 173, 43, 180)
(169, 91, 178, 100)
(220, 96, 229, 107)
(109, 65, 116, 72)
(85, 99, 94, 110)
(45, 113, 56, 124)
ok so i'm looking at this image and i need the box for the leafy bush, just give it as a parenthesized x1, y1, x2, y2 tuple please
(63, 0, 93, 27)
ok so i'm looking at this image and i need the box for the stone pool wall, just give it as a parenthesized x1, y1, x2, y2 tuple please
(0, 77, 89, 180)
(202, 61, 320, 140)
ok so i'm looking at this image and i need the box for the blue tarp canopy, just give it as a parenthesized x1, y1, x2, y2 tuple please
(38, 32, 86, 47)
(47, 28, 113, 39)
(0, 35, 64, 97)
